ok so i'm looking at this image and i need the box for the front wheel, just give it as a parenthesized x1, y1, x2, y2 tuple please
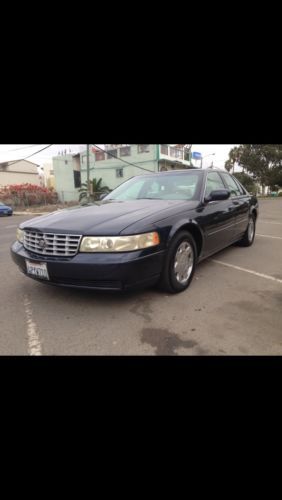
(238, 214, 256, 247)
(159, 231, 197, 293)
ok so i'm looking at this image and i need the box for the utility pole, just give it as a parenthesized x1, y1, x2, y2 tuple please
(86, 144, 90, 201)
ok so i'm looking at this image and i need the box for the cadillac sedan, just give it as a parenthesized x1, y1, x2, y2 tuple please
(11, 169, 258, 293)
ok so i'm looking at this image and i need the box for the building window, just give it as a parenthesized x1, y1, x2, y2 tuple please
(120, 146, 131, 157)
(107, 149, 117, 159)
(116, 168, 124, 178)
(161, 145, 169, 155)
(138, 144, 150, 153)
(65, 160, 68, 165)
(96, 151, 105, 161)
(73, 170, 81, 188)
(170, 147, 183, 159)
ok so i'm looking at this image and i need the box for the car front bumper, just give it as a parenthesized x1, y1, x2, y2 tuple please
(0, 209, 12, 215)
(10, 241, 166, 291)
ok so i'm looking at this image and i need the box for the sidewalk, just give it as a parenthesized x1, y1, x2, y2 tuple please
(13, 210, 57, 216)
(12, 203, 76, 217)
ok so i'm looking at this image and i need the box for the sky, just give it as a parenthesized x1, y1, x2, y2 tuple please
(0, 145, 85, 166)
(191, 145, 237, 169)
(0, 144, 237, 169)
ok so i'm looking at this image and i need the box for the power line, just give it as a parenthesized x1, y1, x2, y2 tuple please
(0, 144, 41, 153)
(91, 144, 156, 173)
(0, 145, 54, 168)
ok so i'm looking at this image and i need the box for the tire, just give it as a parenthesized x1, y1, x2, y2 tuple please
(159, 231, 197, 293)
(238, 214, 256, 247)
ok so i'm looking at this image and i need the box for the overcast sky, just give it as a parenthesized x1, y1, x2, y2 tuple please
(191, 144, 237, 169)
(0, 145, 85, 166)
(0, 144, 236, 169)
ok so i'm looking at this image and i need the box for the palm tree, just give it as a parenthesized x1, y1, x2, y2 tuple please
(79, 178, 110, 202)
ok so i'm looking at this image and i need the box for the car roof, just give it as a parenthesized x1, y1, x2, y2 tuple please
(133, 168, 230, 178)
(133, 169, 204, 178)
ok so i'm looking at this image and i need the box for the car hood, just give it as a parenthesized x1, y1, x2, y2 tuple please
(20, 199, 199, 235)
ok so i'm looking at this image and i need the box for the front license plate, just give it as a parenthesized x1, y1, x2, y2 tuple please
(26, 260, 49, 280)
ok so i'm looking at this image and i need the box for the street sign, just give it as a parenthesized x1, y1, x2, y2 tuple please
(192, 152, 202, 160)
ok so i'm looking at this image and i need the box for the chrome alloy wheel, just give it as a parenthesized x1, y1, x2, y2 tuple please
(248, 218, 255, 242)
(173, 241, 194, 285)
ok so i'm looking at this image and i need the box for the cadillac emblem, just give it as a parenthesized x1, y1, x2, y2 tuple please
(39, 238, 46, 249)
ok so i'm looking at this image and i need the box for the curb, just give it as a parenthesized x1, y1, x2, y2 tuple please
(13, 212, 53, 216)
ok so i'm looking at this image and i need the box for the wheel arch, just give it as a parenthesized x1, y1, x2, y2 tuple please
(250, 207, 258, 220)
(168, 220, 204, 259)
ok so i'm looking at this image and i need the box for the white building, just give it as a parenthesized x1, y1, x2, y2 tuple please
(0, 159, 40, 187)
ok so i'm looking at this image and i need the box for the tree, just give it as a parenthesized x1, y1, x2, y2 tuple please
(225, 146, 245, 173)
(78, 178, 110, 202)
(225, 145, 282, 191)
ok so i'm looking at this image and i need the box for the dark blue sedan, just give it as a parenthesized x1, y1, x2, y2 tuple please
(0, 202, 13, 216)
(10, 169, 258, 293)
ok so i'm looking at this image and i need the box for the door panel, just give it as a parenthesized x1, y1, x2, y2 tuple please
(200, 200, 236, 256)
(199, 171, 236, 256)
(233, 197, 250, 236)
(220, 173, 250, 238)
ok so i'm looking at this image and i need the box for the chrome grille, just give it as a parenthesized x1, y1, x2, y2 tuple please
(23, 230, 82, 257)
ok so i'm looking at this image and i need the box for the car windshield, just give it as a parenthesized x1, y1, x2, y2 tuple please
(104, 171, 203, 201)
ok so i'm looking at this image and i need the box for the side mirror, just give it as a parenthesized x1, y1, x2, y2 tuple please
(205, 189, 230, 202)
(98, 193, 107, 200)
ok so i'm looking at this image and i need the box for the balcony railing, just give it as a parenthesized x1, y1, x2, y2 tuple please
(160, 145, 187, 161)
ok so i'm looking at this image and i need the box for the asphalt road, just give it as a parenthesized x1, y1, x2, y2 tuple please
(1, 199, 282, 355)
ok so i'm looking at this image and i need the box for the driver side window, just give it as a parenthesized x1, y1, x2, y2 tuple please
(205, 172, 226, 198)
(221, 173, 241, 197)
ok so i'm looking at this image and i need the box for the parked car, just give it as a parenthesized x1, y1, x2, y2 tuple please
(11, 169, 258, 293)
(0, 202, 13, 216)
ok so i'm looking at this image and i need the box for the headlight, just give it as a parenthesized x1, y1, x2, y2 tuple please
(17, 228, 24, 243)
(80, 232, 160, 252)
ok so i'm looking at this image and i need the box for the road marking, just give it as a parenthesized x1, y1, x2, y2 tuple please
(258, 221, 282, 225)
(5, 224, 17, 229)
(257, 234, 282, 240)
(210, 259, 282, 284)
(23, 296, 42, 355)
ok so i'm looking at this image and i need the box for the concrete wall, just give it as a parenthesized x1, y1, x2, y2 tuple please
(0, 171, 40, 186)
(53, 155, 80, 202)
(87, 145, 159, 190)
(41, 162, 55, 189)
(0, 160, 40, 187)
